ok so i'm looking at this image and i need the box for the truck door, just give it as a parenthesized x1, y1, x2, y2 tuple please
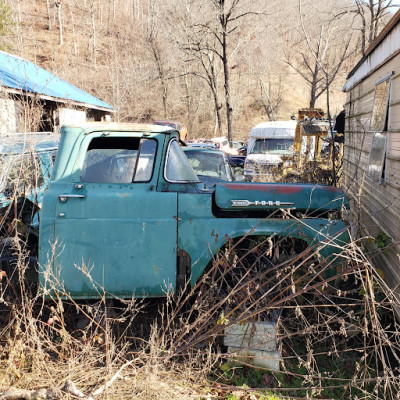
(53, 133, 178, 298)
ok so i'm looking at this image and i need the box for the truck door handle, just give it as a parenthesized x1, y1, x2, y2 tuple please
(58, 194, 85, 203)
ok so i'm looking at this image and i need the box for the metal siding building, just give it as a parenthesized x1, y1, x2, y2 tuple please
(343, 10, 400, 286)
(0, 51, 114, 134)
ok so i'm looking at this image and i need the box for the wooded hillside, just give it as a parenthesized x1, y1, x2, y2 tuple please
(2, 0, 395, 139)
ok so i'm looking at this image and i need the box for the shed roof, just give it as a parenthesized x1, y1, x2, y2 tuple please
(0, 51, 114, 112)
(344, 10, 400, 91)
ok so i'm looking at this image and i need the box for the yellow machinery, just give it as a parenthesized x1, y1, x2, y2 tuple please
(293, 108, 330, 169)
(281, 108, 333, 181)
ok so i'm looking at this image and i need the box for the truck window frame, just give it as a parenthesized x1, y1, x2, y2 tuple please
(367, 75, 391, 184)
(80, 136, 158, 184)
(164, 139, 200, 183)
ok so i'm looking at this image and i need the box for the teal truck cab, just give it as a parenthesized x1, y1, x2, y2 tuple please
(39, 123, 350, 299)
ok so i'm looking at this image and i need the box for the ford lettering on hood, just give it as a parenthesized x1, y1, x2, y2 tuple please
(214, 182, 349, 213)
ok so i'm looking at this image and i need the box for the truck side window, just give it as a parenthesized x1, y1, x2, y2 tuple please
(80, 137, 157, 183)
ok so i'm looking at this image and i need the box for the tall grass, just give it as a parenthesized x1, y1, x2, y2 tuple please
(1, 226, 400, 399)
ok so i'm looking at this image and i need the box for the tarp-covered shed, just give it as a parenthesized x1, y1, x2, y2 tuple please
(0, 51, 114, 134)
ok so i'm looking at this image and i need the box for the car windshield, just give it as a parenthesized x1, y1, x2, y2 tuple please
(0, 157, 8, 192)
(184, 151, 231, 180)
(251, 138, 293, 154)
(0, 134, 58, 155)
(0, 154, 44, 196)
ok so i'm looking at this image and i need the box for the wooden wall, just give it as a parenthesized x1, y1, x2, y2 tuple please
(344, 54, 400, 285)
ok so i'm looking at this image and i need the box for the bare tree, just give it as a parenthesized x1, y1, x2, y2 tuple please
(45, 0, 52, 30)
(145, 1, 171, 119)
(256, 72, 283, 121)
(353, 0, 397, 54)
(68, 1, 78, 56)
(284, 0, 356, 108)
(107, 0, 115, 32)
(89, 0, 97, 66)
(196, 47, 223, 135)
(171, 0, 264, 141)
(9, 0, 364, 138)
(209, 0, 264, 141)
(148, 34, 169, 118)
(55, 1, 63, 45)
(178, 20, 223, 135)
(291, 0, 360, 185)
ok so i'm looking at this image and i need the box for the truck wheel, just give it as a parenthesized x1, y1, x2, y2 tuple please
(212, 236, 309, 321)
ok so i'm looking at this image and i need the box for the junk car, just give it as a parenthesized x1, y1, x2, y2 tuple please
(0, 133, 58, 281)
(183, 147, 235, 188)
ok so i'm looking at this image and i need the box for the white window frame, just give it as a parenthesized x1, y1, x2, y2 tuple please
(367, 74, 392, 184)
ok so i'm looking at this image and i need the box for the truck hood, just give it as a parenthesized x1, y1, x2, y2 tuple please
(245, 153, 287, 165)
(214, 182, 349, 212)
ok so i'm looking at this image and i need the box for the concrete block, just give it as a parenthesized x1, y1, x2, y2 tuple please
(224, 321, 277, 352)
(228, 347, 281, 370)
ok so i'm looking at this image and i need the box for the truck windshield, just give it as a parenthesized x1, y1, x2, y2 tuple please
(185, 151, 231, 180)
(251, 138, 293, 154)
(0, 154, 44, 196)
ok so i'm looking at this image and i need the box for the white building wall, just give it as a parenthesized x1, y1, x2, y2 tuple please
(0, 98, 18, 135)
(58, 108, 87, 128)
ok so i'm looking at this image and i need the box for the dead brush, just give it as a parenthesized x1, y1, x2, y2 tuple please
(1, 229, 400, 399)
(137, 233, 400, 399)
(246, 145, 342, 186)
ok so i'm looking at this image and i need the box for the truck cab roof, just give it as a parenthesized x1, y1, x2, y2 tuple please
(60, 122, 176, 136)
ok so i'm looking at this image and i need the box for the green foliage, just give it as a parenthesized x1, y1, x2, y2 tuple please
(217, 310, 230, 326)
(375, 231, 392, 252)
(364, 231, 393, 255)
(216, 363, 288, 399)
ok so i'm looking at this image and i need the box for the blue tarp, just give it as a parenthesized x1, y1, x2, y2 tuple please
(0, 51, 113, 110)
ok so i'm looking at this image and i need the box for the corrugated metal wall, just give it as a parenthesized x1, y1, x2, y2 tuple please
(344, 53, 400, 285)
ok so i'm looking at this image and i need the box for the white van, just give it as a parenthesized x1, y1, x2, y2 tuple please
(244, 120, 296, 180)
(210, 136, 230, 152)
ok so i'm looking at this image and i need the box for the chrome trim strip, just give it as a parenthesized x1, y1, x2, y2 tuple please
(231, 200, 295, 207)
